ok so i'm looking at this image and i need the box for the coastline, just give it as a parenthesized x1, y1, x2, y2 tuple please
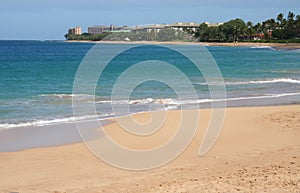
(66, 40, 300, 50)
(204, 42, 300, 50)
(1, 105, 299, 192)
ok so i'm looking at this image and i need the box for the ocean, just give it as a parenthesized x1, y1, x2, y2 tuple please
(0, 40, 300, 129)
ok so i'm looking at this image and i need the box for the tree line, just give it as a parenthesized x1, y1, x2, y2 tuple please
(64, 32, 111, 41)
(194, 11, 300, 42)
(65, 28, 193, 42)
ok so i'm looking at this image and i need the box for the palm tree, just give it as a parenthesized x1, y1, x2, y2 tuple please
(295, 15, 300, 38)
(263, 19, 276, 31)
(270, 19, 276, 29)
(288, 11, 295, 23)
(247, 21, 253, 28)
(287, 11, 296, 31)
(253, 22, 262, 34)
(296, 15, 300, 28)
(246, 21, 254, 40)
(276, 13, 284, 27)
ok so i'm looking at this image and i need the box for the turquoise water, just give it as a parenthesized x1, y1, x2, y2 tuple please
(0, 40, 300, 128)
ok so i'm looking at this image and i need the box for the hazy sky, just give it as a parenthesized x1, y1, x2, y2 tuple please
(1, 0, 299, 40)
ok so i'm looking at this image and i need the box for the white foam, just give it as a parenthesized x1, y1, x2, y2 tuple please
(129, 98, 154, 105)
(40, 94, 93, 98)
(250, 46, 272, 49)
(198, 78, 300, 86)
(2, 92, 300, 130)
(89, 91, 300, 106)
(164, 106, 178, 110)
(216, 92, 300, 102)
(0, 114, 113, 129)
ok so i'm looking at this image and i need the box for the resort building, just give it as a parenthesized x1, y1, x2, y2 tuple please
(205, 22, 224, 27)
(68, 26, 82, 35)
(133, 24, 166, 33)
(88, 26, 107, 34)
(169, 22, 200, 32)
(72, 22, 225, 35)
(104, 25, 131, 33)
(88, 25, 130, 34)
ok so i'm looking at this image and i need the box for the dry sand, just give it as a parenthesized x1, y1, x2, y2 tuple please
(67, 40, 300, 50)
(0, 105, 299, 193)
(204, 42, 300, 50)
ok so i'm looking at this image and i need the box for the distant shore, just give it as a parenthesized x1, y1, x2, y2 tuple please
(204, 42, 300, 50)
(66, 40, 300, 50)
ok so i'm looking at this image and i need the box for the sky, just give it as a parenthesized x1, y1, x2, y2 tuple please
(1, 0, 299, 40)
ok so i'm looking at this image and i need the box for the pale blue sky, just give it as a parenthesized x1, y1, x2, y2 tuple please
(1, 0, 299, 40)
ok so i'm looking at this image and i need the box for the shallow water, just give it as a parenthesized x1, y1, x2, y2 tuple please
(0, 41, 299, 129)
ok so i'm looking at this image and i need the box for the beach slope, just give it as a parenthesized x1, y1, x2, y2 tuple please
(0, 105, 299, 193)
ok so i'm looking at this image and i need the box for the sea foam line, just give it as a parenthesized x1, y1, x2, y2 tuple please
(1, 92, 300, 129)
(197, 78, 300, 86)
(0, 114, 113, 129)
(95, 92, 300, 105)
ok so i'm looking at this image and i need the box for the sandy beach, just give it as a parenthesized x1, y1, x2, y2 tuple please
(0, 105, 299, 193)
(66, 40, 300, 50)
(204, 42, 300, 50)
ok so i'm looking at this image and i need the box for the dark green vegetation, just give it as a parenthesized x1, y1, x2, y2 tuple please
(102, 28, 194, 42)
(64, 32, 111, 41)
(194, 11, 300, 42)
(65, 28, 194, 42)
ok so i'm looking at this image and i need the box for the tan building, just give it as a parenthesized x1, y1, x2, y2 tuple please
(88, 25, 128, 34)
(68, 26, 82, 35)
(205, 22, 224, 27)
(134, 24, 166, 33)
(88, 26, 106, 34)
(169, 22, 200, 32)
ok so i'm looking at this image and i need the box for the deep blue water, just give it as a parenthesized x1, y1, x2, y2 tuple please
(0, 40, 300, 128)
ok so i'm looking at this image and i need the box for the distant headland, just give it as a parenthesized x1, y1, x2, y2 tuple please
(65, 11, 300, 44)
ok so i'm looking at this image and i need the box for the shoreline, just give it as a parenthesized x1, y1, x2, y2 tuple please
(205, 42, 300, 50)
(0, 104, 299, 192)
(66, 40, 300, 50)
(1, 100, 300, 152)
